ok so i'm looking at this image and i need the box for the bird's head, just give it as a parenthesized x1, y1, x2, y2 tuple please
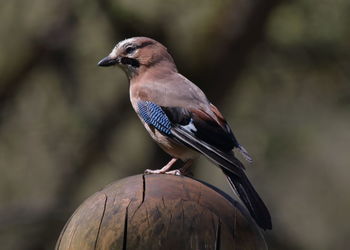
(98, 37, 176, 79)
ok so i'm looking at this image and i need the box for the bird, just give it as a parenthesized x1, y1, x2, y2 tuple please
(98, 37, 272, 230)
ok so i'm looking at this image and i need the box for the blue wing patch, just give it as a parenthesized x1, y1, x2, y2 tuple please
(137, 101, 172, 135)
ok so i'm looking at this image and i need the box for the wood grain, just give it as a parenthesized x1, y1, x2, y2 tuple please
(56, 174, 267, 250)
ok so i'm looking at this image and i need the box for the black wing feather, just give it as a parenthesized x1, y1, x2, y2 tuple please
(171, 126, 272, 230)
(158, 105, 272, 230)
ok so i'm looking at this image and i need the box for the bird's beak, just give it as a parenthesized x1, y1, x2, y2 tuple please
(97, 55, 120, 67)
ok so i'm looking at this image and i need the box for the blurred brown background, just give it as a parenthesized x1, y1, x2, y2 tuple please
(0, 0, 349, 249)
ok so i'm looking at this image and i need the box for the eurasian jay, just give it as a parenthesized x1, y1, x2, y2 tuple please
(98, 37, 272, 230)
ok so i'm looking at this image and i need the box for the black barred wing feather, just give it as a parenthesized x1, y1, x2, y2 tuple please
(137, 101, 172, 135)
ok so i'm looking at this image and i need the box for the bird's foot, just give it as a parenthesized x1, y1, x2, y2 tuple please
(164, 169, 182, 176)
(144, 168, 167, 174)
(144, 158, 178, 175)
(144, 168, 183, 176)
(144, 159, 194, 176)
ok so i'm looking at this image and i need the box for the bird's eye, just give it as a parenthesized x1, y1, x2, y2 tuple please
(125, 46, 136, 54)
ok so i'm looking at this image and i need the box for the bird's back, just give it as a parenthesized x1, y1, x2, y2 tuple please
(130, 70, 211, 112)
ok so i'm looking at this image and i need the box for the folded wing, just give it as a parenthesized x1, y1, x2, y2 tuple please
(137, 100, 272, 230)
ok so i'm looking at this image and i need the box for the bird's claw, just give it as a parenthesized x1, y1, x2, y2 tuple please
(144, 169, 182, 176)
(165, 169, 182, 176)
(144, 169, 165, 174)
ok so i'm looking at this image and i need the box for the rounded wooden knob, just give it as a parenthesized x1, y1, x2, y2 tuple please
(56, 174, 267, 250)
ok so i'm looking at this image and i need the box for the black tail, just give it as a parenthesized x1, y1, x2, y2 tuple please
(171, 127, 272, 230)
(222, 168, 272, 230)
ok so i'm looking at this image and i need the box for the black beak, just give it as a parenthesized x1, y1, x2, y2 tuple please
(97, 55, 119, 67)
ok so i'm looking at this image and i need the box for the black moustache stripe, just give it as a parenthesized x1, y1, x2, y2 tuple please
(121, 57, 140, 67)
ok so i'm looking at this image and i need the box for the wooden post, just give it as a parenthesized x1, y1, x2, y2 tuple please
(56, 174, 267, 250)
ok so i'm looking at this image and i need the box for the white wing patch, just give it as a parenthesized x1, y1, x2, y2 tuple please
(181, 119, 197, 133)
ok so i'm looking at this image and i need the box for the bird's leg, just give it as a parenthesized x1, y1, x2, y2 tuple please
(165, 159, 194, 176)
(144, 158, 178, 174)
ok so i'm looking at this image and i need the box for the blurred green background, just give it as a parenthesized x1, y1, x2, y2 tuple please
(1, 0, 349, 249)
